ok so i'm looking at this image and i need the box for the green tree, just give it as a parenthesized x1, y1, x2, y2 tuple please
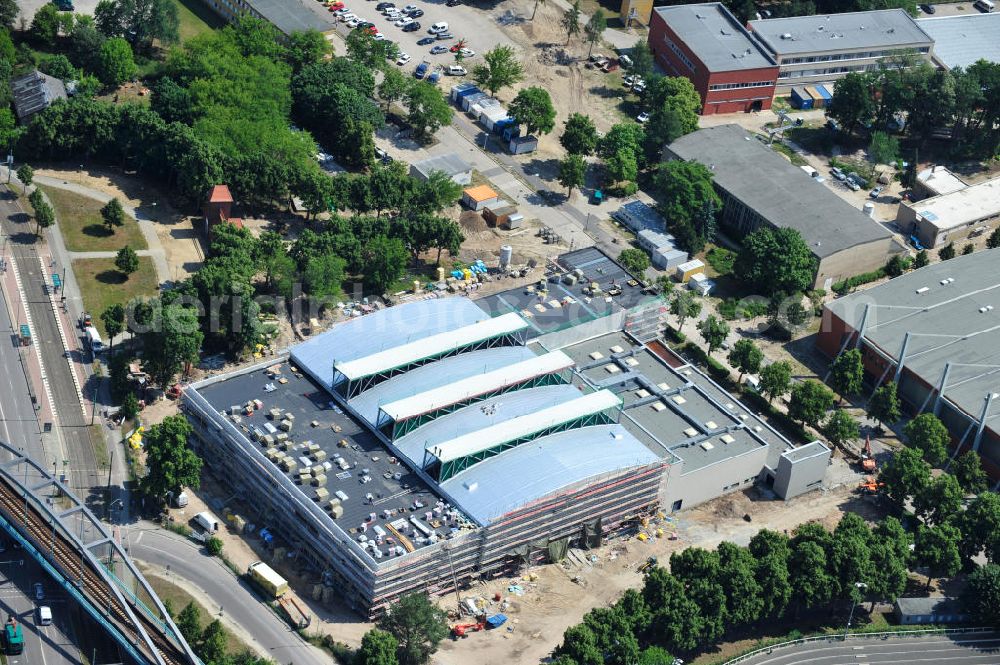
(140, 301, 203, 387)
(69, 17, 106, 71)
(302, 253, 346, 299)
(727, 339, 763, 382)
(748, 530, 792, 618)
(788, 380, 835, 429)
(41, 54, 79, 81)
(199, 619, 228, 664)
(584, 9, 606, 57)
(558, 153, 587, 198)
(717, 541, 763, 626)
(637, 646, 676, 665)
(115, 245, 140, 276)
(760, 361, 792, 403)
(28, 189, 55, 237)
(953, 451, 989, 495)
(509, 86, 556, 136)
(957, 492, 1000, 561)
(378, 66, 411, 112)
(962, 242, 975, 255)
(140, 414, 201, 498)
(827, 71, 876, 135)
(101, 303, 126, 352)
(884, 254, 908, 278)
(345, 27, 397, 69)
(641, 568, 702, 652)
(824, 409, 859, 449)
(377, 593, 448, 665)
(962, 564, 1000, 627)
(356, 628, 399, 665)
(101, 197, 127, 233)
(697, 315, 730, 357)
(868, 130, 899, 171)
(644, 97, 699, 159)
(471, 45, 524, 99)
(97, 37, 138, 87)
(556, 624, 602, 665)
(669, 289, 701, 332)
(205, 536, 224, 556)
(363, 235, 408, 295)
(0, 0, 17, 27)
(913, 249, 930, 269)
(121, 391, 140, 421)
(938, 241, 956, 261)
(652, 160, 721, 254)
(788, 540, 832, 615)
(405, 82, 453, 141)
(904, 412, 950, 467)
(560, 113, 599, 156)
(31, 4, 63, 48)
(16, 164, 33, 195)
(867, 382, 901, 429)
(735, 227, 817, 296)
(605, 148, 638, 190)
(285, 29, 329, 72)
(914, 523, 961, 591)
(176, 601, 202, 644)
(880, 447, 931, 513)
(987, 227, 1000, 250)
(95, 0, 180, 50)
(914, 473, 963, 526)
(669, 548, 726, 644)
(562, 0, 582, 44)
(617, 247, 649, 277)
(630, 41, 654, 80)
(829, 348, 864, 401)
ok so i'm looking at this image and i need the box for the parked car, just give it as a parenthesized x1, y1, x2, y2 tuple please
(618, 54, 632, 68)
(414, 62, 428, 78)
(430, 44, 448, 54)
(435, 32, 453, 40)
(445, 0, 460, 6)
(407, 8, 424, 16)
(395, 16, 413, 25)
(346, 17, 360, 26)
(373, 31, 385, 39)
(869, 186, 884, 199)
(636, 111, 650, 123)
(402, 21, 420, 31)
(34, 583, 44, 601)
(631, 82, 646, 95)
(428, 21, 449, 33)
(447, 64, 467, 75)
(417, 36, 435, 45)
(459, 48, 475, 57)
(375, 2, 394, 9)
(428, 69, 441, 83)
(402, 3, 417, 10)
(845, 178, 860, 192)
(339, 12, 357, 21)
(357, 20, 373, 27)
(920, 3, 935, 12)
(830, 167, 846, 181)
(396, 52, 411, 65)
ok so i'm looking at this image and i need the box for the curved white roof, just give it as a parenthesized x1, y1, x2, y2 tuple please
(347, 346, 540, 425)
(334, 312, 528, 383)
(290, 298, 490, 390)
(380, 350, 574, 424)
(439, 424, 660, 524)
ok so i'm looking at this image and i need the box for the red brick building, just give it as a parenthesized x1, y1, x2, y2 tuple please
(648, 3, 779, 115)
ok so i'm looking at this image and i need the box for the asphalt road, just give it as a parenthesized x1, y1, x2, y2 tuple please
(0, 188, 100, 504)
(737, 632, 1000, 665)
(123, 526, 331, 665)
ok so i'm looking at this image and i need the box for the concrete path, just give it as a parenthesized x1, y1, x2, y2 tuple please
(33, 175, 172, 286)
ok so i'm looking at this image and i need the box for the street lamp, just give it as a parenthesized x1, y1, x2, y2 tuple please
(843, 581, 868, 640)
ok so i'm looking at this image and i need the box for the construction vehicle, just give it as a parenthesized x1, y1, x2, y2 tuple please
(861, 435, 876, 473)
(858, 476, 885, 495)
(637, 556, 657, 574)
(451, 614, 486, 639)
(165, 383, 183, 400)
(248, 561, 289, 598)
(3, 615, 23, 655)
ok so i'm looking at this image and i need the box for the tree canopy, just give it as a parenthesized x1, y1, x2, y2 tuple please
(903, 413, 950, 467)
(140, 415, 201, 499)
(377, 593, 448, 665)
(509, 87, 557, 136)
(735, 227, 817, 296)
(788, 380, 835, 429)
(472, 44, 524, 98)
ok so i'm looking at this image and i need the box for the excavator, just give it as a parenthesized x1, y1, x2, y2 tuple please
(860, 435, 876, 473)
(858, 476, 885, 495)
(451, 615, 486, 639)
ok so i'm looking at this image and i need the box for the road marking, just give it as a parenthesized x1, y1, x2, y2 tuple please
(36, 257, 87, 419)
(9, 254, 59, 425)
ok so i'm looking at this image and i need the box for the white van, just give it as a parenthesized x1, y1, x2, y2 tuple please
(975, 0, 995, 11)
(447, 65, 467, 76)
(428, 21, 448, 33)
(192, 511, 219, 533)
(38, 606, 52, 626)
(84, 326, 104, 354)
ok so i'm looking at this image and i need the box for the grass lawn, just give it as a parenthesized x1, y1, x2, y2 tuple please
(169, 0, 225, 42)
(73, 257, 159, 336)
(145, 572, 251, 656)
(40, 186, 148, 253)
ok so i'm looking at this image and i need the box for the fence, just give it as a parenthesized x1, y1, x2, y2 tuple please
(721, 626, 996, 665)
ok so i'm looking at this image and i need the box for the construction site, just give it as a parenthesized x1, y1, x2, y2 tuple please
(183, 247, 831, 618)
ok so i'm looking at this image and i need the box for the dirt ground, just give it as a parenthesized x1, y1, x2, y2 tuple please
(35, 166, 206, 281)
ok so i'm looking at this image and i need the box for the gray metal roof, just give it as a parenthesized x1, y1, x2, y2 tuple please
(895, 597, 966, 617)
(664, 124, 893, 258)
(750, 9, 932, 56)
(781, 440, 830, 463)
(247, 0, 335, 35)
(347, 346, 540, 424)
(826, 249, 1000, 425)
(11, 70, 66, 121)
(439, 425, 661, 524)
(653, 3, 777, 72)
(918, 13, 1000, 70)
(410, 153, 473, 178)
(291, 298, 490, 390)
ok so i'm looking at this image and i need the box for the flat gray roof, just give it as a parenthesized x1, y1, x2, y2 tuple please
(411, 153, 473, 178)
(826, 249, 1000, 426)
(476, 247, 652, 337)
(918, 13, 1000, 70)
(249, 0, 336, 35)
(782, 440, 830, 463)
(558, 331, 789, 473)
(750, 9, 932, 56)
(665, 124, 893, 258)
(195, 361, 460, 559)
(895, 597, 966, 616)
(653, 3, 777, 72)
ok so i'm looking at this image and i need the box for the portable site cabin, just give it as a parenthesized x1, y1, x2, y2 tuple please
(462, 92, 488, 112)
(675, 258, 706, 283)
(809, 85, 832, 108)
(789, 87, 814, 110)
(462, 185, 500, 211)
(480, 105, 509, 132)
(482, 203, 518, 228)
(450, 82, 479, 104)
(508, 135, 538, 155)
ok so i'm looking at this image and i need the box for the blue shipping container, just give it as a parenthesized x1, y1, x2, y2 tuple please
(790, 87, 813, 110)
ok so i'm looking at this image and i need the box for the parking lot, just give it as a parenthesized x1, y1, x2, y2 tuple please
(325, 0, 516, 78)
(918, 1, 995, 17)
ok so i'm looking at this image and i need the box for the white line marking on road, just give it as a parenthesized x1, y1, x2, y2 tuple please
(10, 254, 59, 425)
(37, 257, 87, 419)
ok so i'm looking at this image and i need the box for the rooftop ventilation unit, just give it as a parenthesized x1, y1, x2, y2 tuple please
(916, 287, 930, 294)
(979, 305, 995, 313)
(780, 32, 792, 39)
